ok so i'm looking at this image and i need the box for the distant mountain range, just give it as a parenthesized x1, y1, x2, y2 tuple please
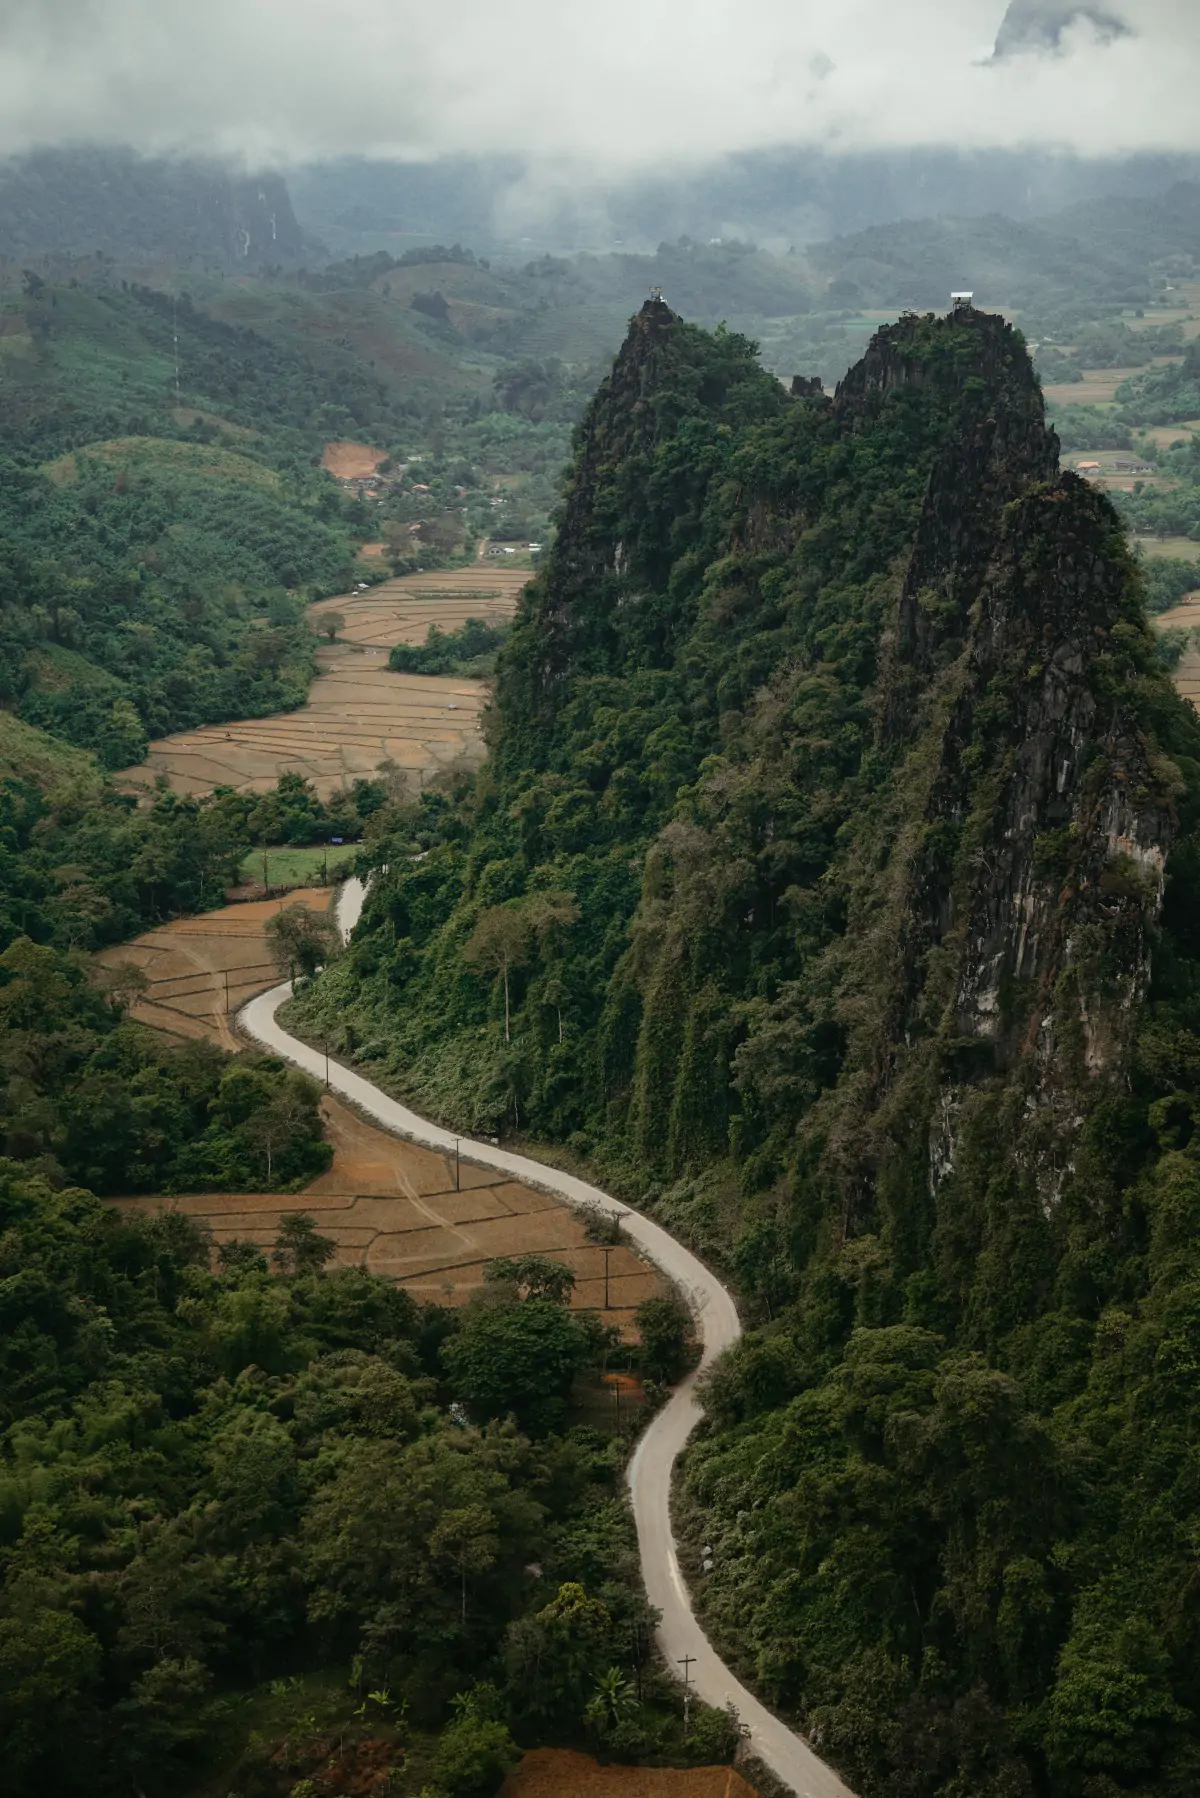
(5, 143, 1200, 274)
(0, 149, 309, 267)
(290, 146, 1200, 260)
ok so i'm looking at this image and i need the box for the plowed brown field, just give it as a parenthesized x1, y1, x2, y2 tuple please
(500, 1750, 756, 1796)
(94, 889, 336, 1051)
(105, 892, 663, 1326)
(112, 565, 530, 802)
(120, 1098, 660, 1323)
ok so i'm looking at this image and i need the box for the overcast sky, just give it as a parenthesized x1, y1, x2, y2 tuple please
(0, 0, 1195, 168)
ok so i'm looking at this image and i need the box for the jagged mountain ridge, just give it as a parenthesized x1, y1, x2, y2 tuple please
(297, 301, 1200, 1792)
(307, 295, 1197, 1248)
(498, 300, 1178, 1222)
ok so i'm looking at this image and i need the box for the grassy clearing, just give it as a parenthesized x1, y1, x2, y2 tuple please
(170, 405, 256, 438)
(44, 435, 282, 491)
(0, 712, 101, 792)
(239, 842, 359, 887)
(1136, 535, 1200, 559)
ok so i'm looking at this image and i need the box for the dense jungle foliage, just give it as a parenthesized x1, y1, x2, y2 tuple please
(292, 302, 1200, 1797)
(0, 1166, 734, 1797)
(0, 937, 330, 1194)
(0, 759, 385, 957)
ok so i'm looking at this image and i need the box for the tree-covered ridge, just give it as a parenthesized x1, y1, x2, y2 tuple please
(0, 279, 405, 765)
(291, 301, 1200, 1794)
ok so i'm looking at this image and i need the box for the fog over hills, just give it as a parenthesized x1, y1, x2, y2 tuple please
(5, 142, 1200, 269)
(289, 145, 1200, 259)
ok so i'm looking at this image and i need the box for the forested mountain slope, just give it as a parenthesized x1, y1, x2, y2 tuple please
(299, 300, 1200, 1795)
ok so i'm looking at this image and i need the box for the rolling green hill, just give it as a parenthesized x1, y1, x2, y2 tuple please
(0, 711, 101, 791)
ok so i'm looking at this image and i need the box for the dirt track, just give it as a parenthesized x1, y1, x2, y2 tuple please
(112, 564, 529, 802)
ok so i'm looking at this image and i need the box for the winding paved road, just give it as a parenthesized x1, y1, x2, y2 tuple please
(238, 880, 854, 1798)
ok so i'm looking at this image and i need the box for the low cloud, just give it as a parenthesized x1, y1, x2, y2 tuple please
(992, 2, 1132, 56)
(0, 0, 1194, 168)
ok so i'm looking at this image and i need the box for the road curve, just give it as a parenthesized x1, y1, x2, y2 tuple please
(238, 880, 854, 1798)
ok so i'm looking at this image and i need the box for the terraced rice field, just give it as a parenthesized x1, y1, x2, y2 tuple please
(120, 1098, 662, 1326)
(103, 885, 663, 1327)
(113, 565, 529, 802)
(309, 562, 529, 649)
(93, 889, 336, 1052)
(1154, 595, 1200, 714)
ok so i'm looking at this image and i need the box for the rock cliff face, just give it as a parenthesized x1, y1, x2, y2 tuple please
(0, 149, 308, 267)
(511, 300, 1178, 1218)
(832, 316, 1177, 1210)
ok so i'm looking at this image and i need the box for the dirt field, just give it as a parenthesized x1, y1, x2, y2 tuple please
(1136, 536, 1200, 560)
(1044, 357, 1185, 410)
(113, 565, 530, 803)
(94, 889, 336, 1051)
(500, 1750, 756, 1797)
(1142, 422, 1200, 450)
(309, 563, 529, 650)
(322, 440, 385, 479)
(104, 891, 664, 1325)
(1044, 368, 1145, 407)
(120, 1098, 661, 1324)
(1154, 597, 1200, 714)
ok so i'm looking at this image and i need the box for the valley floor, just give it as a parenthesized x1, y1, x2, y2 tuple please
(112, 563, 528, 800)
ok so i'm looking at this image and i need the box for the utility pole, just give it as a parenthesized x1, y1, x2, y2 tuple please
(677, 1655, 695, 1738)
(454, 1137, 460, 1192)
(223, 968, 230, 1014)
(603, 1245, 612, 1310)
(324, 1035, 330, 1090)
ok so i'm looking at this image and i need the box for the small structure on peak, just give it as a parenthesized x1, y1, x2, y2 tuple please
(951, 291, 976, 313)
(648, 284, 667, 304)
(791, 375, 824, 398)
